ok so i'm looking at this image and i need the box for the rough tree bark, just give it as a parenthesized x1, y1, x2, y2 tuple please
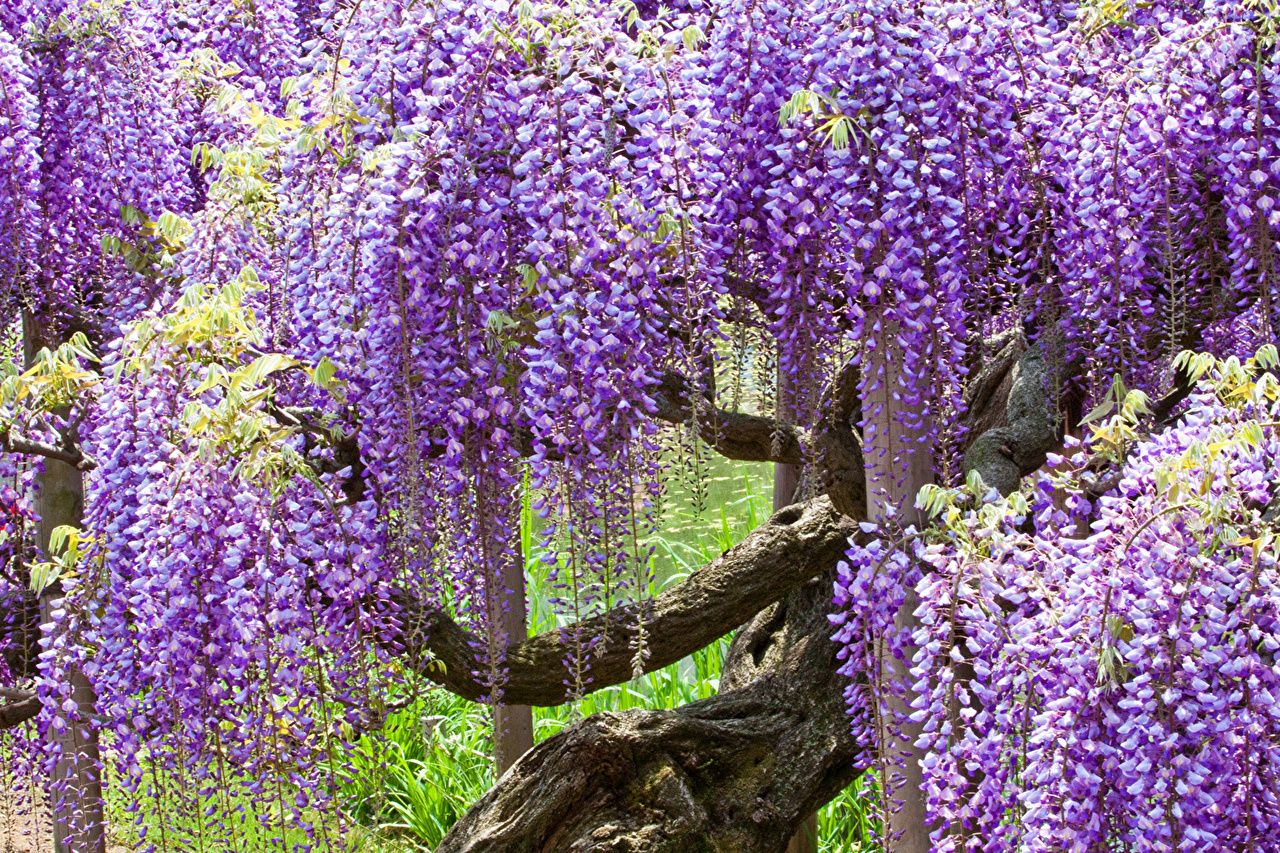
(435, 340, 1058, 852)
(437, 531, 861, 853)
(0, 687, 39, 729)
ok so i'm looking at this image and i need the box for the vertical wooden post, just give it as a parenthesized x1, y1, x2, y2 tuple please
(492, 524, 533, 775)
(35, 459, 105, 853)
(775, 367, 818, 853)
(862, 337, 932, 853)
(26, 313, 104, 853)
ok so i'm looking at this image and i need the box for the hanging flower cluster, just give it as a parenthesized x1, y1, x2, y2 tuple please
(837, 347, 1280, 850)
(1, 0, 192, 339)
(0, 0, 1276, 846)
(1031, 0, 1280, 401)
(281, 0, 712, 701)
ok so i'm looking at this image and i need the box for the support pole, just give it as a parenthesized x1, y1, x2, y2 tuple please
(492, 521, 533, 775)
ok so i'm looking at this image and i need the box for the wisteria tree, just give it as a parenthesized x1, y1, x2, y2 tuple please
(1, 0, 1278, 850)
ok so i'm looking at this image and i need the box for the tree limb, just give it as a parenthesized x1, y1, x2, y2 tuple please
(405, 339, 1063, 708)
(437, 568, 860, 853)
(962, 343, 1059, 495)
(0, 429, 96, 471)
(399, 496, 857, 706)
(651, 372, 806, 465)
(0, 687, 38, 729)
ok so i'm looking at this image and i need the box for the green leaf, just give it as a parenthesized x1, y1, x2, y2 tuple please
(193, 363, 228, 395)
(246, 352, 297, 384)
(778, 88, 815, 126)
(819, 114, 854, 150)
(156, 210, 192, 244)
(516, 262, 540, 291)
(681, 24, 705, 51)
(29, 561, 60, 596)
(312, 356, 338, 389)
(47, 524, 73, 556)
(1078, 396, 1116, 427)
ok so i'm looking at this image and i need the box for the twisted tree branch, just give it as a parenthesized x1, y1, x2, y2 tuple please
(400, 496, 856, 706)
(962, 343, 1059, 495)
(437, 568, 860, 853)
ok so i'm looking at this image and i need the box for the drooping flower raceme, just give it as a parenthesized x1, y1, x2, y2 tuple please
(0, 0, 1276, 847)
(837, 349, 1280, 850)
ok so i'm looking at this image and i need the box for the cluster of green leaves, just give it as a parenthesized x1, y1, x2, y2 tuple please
(100, 205, 193, 278)
(27, 0, 127, 47)
(0, 333, 99, 425)
(613, 0, 705, 51)
(488, 1, 571, 65)
(1143, 346, 1280, 557)
(0, 333, 102, 592)
(28, 525, 98, 597)
(1077, 373, 1154, 462)
(1076, 0, 1147, 39)
(120, 268, 345, 495)
(918, 468, 1032, 558)
(181, 48, 305, 227)
(779, 87, 871, 152)
(1244, 0, 1280, 48)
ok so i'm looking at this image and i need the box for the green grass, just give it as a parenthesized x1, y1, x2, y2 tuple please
(102, 762, 401, 853)
(336, 692, 492, 850)
(818, 773, 881, 853)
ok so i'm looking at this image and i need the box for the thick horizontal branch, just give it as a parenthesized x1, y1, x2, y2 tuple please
(0, 688, 38, 729)
(0, 429, 96, 471)
(652, 371, 806, 465)
(400, 496, 856, 706)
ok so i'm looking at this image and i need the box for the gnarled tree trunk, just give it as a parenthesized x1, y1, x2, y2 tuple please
(438, 557, 861, 852)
